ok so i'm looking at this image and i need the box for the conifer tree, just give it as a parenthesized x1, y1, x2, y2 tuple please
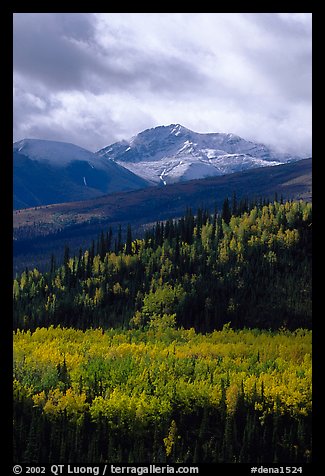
(126, 224, 133, 255)
(222, 197, 231, 224)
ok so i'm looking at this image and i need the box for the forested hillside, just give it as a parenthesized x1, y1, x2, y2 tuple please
(13, 198, 312, 464)
(13, 199, 312, 332)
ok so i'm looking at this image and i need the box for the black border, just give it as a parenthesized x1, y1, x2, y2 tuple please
(1, 4, 14, 470)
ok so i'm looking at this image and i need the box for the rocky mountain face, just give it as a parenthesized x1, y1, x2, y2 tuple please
(96, 124, 301, 185)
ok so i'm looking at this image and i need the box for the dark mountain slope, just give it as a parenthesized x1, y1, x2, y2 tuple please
(13, 158, 311, 272)
(13, 139, 150, 209)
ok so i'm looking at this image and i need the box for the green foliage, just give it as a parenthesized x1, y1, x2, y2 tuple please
(13, 200, 312, 332)
(142, 284, 185, 322)
(12, 198, 312, 464)
(13, 326, 312, 463)
(148, 313, 176, 332)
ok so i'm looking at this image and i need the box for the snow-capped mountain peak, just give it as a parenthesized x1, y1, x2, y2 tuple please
(96, 124, 303, 185)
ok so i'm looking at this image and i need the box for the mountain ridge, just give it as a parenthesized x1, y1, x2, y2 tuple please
(14, 125, 307, 209)
(13, 139, 150, 209)
(96, 123, 303, 185)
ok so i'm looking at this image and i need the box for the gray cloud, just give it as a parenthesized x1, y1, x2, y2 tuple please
(13, 13, 209, 97)
(13, 13, 99, 91)
(13, 13, 312, 155)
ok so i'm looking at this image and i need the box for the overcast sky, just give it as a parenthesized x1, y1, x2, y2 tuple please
(13, 13, 312, 155)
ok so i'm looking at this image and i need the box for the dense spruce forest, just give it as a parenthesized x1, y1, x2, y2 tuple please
(13, 197, 312, 464)
(14, 197, 312, 332)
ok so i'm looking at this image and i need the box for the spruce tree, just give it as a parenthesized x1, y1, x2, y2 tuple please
(126, 224, 133, 255)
